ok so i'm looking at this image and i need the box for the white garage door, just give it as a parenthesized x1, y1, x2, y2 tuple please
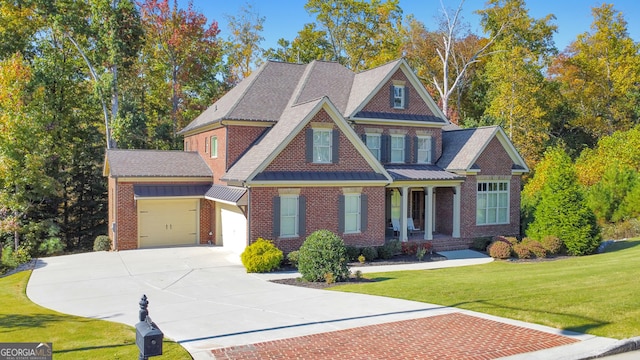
(218, 203, 247, 254)
(138, 199, 199, 248)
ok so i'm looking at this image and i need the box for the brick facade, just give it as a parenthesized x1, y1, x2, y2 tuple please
(108, 180, 213, 250)
(361, 69, 434, 116)
(249, 186, 386, 254)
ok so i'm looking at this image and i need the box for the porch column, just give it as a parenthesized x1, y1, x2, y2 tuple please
(424, 186, 433, 240)
(453, 184, 461, 238)
(400, 186, 408, 242)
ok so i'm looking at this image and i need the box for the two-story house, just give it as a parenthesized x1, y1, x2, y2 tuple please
(104, 59, 529, 253)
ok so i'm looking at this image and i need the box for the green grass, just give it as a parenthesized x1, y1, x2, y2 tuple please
(334, 239, 640, 339)
(0, 270, 191, 359)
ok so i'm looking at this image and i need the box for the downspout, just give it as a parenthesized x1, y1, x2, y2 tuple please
(245, 184, 251, 248)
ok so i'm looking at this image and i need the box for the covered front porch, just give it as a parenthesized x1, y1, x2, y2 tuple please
(384, 165, 466, 244)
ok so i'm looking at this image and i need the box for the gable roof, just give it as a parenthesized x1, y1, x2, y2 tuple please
(180, 58, 453, 136)
(104, 149, 212, 178)
(222, 97, 392, 185)
(437, 126, 529, 173)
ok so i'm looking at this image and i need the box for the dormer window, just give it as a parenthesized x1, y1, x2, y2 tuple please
(393, 85, 405, 109)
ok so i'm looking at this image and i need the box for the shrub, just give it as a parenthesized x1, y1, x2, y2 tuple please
(361, 246, 378, 261)
(488, 240, 512, 259)
(525, 240, 548, 258)
(298, 230, 350, 282)
(472, 237, 492, 251)
(38, 237, 65, 256)
(540, 235, 563, 255)
(416, 246, 427, 261)
(345, 245, 360, 261)
(354, 270, 363, 280)
(602, 218, 640, 240)
(1, 245, 32, 269)
(358, 254, 366, 264)
(378, 240, 401, 259)
(504, 236, 519, 245)
(401, 241, 419, 255)
(240, 238, 283, 273)
(286, 250, 300, 268)
(93, 235, 111, 252)
(512, 242, 532, 259)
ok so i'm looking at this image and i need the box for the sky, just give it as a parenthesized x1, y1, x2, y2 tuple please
(180, 0, 640, 52)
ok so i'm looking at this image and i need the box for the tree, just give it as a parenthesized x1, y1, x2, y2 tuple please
(550, 4, 640, 140)
(574, 125, 640, 186)
(140, 0, 222, 140)
(476, 0, 558, 166)
(0, 55, 55, 251)
(225, 3, 265, 81)
(264, 23, 333, 63)
(586, 163, 637, 224)
(526, 147, 600, 256)
(405, 1, 499, 120)
(305, 0, 404, 71)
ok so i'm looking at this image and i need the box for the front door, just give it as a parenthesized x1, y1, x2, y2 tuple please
(411, 190, 425, 229)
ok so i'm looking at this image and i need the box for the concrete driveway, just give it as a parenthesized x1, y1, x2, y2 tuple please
(26, 246, 616, 359)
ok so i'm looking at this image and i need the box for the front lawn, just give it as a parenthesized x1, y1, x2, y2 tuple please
(0, 270, 191, 359)
(334, 239, 640, 339)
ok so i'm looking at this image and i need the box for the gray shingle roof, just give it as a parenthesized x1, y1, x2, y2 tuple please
(222, 98, 324, 183)
(437, 127, 498, 171)
(293, 61, 354, 113)
(106, 149, 212, 177)
(385, 165, 464, 181)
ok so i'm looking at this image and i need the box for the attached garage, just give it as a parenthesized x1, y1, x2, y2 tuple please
(138, 199, 199, 248)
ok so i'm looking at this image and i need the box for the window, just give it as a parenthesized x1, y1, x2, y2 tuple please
(417, 136, 432, 164)
(393, 85, 405, 109)
(366, 134, 381, 160)
(390, 135, 405, 163)
(344, 194, 361, 233)
(280, 195, 299, 237)
(476, 181, 509, 225)
(210, 136, 218, 158)
(313, 129, 332, 163)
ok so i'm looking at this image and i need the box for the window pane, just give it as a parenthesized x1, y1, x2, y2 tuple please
(280, 197, 298, 236)
(487, 208, 497, 223)
(313, 129, 332, 163)
(498, 208, 508, 223)
(477, 208, 486, 224)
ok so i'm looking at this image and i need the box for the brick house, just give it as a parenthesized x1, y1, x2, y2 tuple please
(104, 59, 529, 253)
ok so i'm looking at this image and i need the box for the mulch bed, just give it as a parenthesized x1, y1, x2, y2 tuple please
(271, 252, 446, 289)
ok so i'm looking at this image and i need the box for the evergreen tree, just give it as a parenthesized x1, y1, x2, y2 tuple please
(527, 147, 600, 255)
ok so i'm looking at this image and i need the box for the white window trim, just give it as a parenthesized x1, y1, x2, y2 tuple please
(390, 134, 405, 163)
(365, 133, 381, 160)
(344, 194, 361, 234)
(210, 136, 218, 158)
(393, 85, 405, 109)
(417, 136, 432, 164)
(312, 128, 332, 164)
(280, 195, 299, 237)
(476, 181, 510, 225)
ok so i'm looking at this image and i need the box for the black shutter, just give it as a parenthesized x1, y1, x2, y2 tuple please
(360, 194, 368, 232)
(381, 134, 390, 163)
(414, 136, 419, 163)
(389, 84, 394, 108)
(332, 130, 339, 164)
(338, 195, 345, 233)
(272, 197, 281, 238)
(298, 196, 306, 237)
(404, 136, 411, 163)
(305, 128, 313, 163)
(404, 86, 409, 109)
(361, 133, 367, 143)
(431, 137, 436, 164)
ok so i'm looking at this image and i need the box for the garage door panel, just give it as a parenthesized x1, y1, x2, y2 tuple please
(138, 199, 198, 248)
(218, 203, 247, 254)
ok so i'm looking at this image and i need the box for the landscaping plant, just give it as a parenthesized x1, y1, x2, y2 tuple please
(298, 230, 350, 282)
(240, 238, 283, 273)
